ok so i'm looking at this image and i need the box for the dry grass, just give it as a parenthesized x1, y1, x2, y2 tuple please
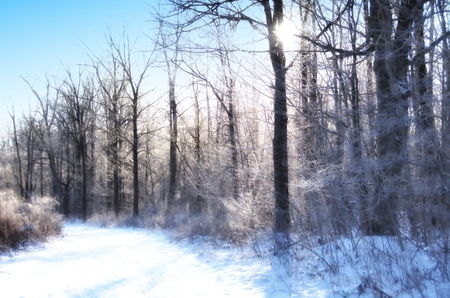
(0, 190, 62, 252)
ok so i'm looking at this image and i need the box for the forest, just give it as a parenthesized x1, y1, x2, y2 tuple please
(1, 0, 450, 296)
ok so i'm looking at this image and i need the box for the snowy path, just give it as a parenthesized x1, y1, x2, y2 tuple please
(0, 223, 332, 297)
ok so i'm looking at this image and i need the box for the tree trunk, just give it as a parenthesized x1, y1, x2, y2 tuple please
(112, 100, 121, 218)
(132, 105, 139, 217)
(408, 1, 440, 234)
(10, 114, 25, 200)
(368, 0, 414, 235)
(191, 83, 206, 214)
(63, 136, 72, 216)
(262, 0, 290, 234)
(168, 79, 178, 206)
(438, 0, 450, 227)
(81, 137, 88, 222)
(228, 101, 239, 200)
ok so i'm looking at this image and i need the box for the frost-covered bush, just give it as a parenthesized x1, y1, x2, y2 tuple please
(0, 191, 62, 251)
(219, 193, 273, 244)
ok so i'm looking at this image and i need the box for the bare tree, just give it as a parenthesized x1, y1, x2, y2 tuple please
(189, 81, 207, 213)
(179, 47, 240, 201)
(10, 112, 27, 200)
(58, 69, 96, 222)
(168, 0, 291, 241)
(438, 0, 450, 227)
(22, 79, 76, 215)
(110, 37, 153, 217)
(366, 0, 417, 235)
(92, 44, 127, 217)
(155, 14, 183, 207)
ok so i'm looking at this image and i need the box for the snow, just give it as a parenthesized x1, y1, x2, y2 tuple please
(0, 223, 332, 297)
(2, 223, 448, 297)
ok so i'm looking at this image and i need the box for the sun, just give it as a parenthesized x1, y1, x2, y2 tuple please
(275, 20, 298, 48)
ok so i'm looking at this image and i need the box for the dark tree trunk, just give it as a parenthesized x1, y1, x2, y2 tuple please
(168, 79, 178, 206)
(262, 0, 290, 234)
(368, 0, 415, 235)
(191, 83, 206, 214)
(408, 1, 441, 234)
(112, 100, 121, 218)
(113, 150, 120, 217)
(438, 0, 450, 226)
(80, 137, 88, 222)
(11, 114, 25, 200)
(132, 107, 139, 217)
(62, 137, 72, 216)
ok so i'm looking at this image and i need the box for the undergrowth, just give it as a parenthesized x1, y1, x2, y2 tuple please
(89, 193, 273, 246)
(0, 190, 62, 252)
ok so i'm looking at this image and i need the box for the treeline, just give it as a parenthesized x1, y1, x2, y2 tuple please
(1, 0, 450, 246)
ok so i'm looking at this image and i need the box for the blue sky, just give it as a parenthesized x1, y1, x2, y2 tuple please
(0, 0, 155, 137)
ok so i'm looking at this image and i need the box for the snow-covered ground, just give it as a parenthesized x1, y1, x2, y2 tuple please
(2, 222, 448, 297)
(0, 223, 332, 297)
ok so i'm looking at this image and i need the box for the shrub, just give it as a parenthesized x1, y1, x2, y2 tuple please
(0, 191, 62, 252)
